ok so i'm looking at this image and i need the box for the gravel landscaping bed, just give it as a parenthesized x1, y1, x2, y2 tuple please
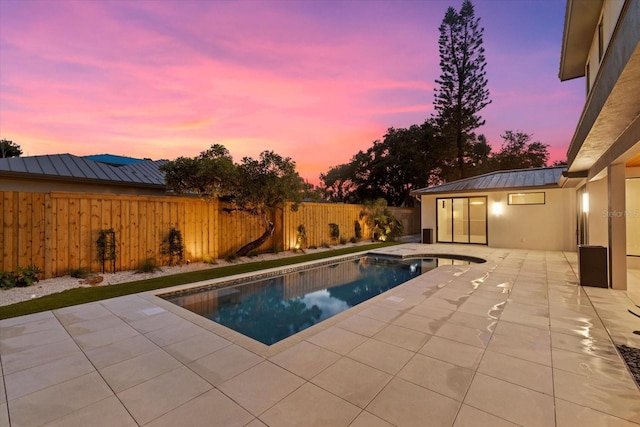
(617, 344, 640, 387)
(0, 239, 394, 307)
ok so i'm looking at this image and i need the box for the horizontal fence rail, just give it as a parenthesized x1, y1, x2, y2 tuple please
(0, 191, 419, 279)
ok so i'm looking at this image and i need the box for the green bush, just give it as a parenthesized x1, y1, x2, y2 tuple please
(136, 258, 160, 274)
(0, 271, 16, 289)
(329, 223, 339, 242)
(162, 227, 184, 265)
(202, 255, 218, 265)
(295, 224, 307, 252)
(69, 267, 90, 279)
(0, 265, 42, 289)
(224, 253, 239, 263)
(360, 198, 404, 242)
(354, 220, 362, 241)
(339, 237, 348, 245)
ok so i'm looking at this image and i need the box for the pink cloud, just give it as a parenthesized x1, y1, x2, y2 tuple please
(1, 0, 583, 185)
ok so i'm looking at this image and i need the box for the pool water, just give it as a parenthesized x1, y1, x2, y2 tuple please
(162, 256, 470, 345)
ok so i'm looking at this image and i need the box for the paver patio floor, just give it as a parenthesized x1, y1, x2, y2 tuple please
(1, 244, 639, 426)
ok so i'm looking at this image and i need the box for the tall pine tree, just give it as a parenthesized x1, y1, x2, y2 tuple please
(433, 0, 490, 180)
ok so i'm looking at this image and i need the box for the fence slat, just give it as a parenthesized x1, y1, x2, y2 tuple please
(0, 191, 418, 278)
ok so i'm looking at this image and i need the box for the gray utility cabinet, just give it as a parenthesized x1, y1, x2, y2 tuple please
(578, 245, 608, 288)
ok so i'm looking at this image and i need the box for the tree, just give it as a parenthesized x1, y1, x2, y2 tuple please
(161, 144, 236, 198)
(320, 163, 359, 203)
(432, 0, 491, 179)
(0, 139, 22, 158)
(359, 198, 403, 242)
(161, 144, 305, 257)
(490, 130, 550, 170)
(320, 121, 443, 206)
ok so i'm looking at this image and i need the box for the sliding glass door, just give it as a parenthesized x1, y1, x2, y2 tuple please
(436, 197, 487, 244)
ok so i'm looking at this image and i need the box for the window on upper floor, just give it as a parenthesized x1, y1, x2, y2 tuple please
(598, 17, 604, 62)
(586, 62, 591, 94)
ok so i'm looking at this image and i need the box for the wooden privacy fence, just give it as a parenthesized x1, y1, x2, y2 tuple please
(1, 191, 420, 279)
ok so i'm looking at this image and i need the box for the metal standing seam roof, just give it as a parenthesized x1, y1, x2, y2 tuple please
(410, 166, 567, 195)
(0, 154, 168, 187)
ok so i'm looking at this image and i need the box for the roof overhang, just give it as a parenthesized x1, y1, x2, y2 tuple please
(566, 2, 640, 175)
(410, 183, 562, 197)
(559, 0, 604, 81)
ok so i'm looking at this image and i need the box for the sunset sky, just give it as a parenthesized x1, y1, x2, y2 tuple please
(0, 0, 584, 185)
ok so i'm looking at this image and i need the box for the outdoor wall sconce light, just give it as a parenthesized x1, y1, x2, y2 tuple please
(582, 192, 589, 213)
(492, 201, 503, 216)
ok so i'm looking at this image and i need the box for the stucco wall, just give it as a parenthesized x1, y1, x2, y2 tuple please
(420, 187, 577, 251)
(586, 0, 626, 93)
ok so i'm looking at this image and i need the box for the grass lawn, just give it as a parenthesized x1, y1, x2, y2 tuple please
(0, 242, 401, 320)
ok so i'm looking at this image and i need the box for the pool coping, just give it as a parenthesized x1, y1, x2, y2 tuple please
(145, 249, 484, 358)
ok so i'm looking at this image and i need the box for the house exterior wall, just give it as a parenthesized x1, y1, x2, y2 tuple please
(586, 176, 609, 247)
(626, 169, 640, 269)
(419, 187, 576, 251)
(0, 176, 168, 196)
(586, 0, 626, 93)
(561, 0, 640, 289)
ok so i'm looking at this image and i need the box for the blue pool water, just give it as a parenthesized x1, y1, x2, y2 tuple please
(162, 255, 472, 345)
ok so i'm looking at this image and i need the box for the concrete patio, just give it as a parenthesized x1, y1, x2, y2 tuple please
(1, 244, 639, 426)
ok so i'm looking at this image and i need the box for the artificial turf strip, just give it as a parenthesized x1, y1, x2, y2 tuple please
(0, 242, 401, 320)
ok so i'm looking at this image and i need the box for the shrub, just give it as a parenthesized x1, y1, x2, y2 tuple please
(69, 267, 90, 279)
(349, 236, 358, 243)
(320, 242, 330, 248)
(295, 224, 307, 252)
(360, 198, 404, 242)
(162, 227, 184, 265)
(0, 271, 16, 289)
(202, 255, 218, 265)
(329, 223, 339, 242)
(339, 237, 348, 245)
(354, 220, 362, 241)
(136, 258, 160, 274)
(224, 253, 238, 263)
(0, 265, 42, 289)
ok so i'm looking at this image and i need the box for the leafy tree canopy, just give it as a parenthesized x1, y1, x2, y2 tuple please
(0, 139, 22, 158)
(160, 144, 305, 256)
(320, 121, 444, 206)
(490, 131, 550, 170)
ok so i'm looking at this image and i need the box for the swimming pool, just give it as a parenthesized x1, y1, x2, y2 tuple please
(161, 254, 480, 345)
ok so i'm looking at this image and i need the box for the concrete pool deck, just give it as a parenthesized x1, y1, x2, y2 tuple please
(1, 244, 639, 426)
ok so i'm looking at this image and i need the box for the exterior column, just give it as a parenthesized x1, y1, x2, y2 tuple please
(608, 163, 627, 290)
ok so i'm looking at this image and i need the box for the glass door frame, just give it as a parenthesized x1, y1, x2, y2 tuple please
(435, 196, 488, 245)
